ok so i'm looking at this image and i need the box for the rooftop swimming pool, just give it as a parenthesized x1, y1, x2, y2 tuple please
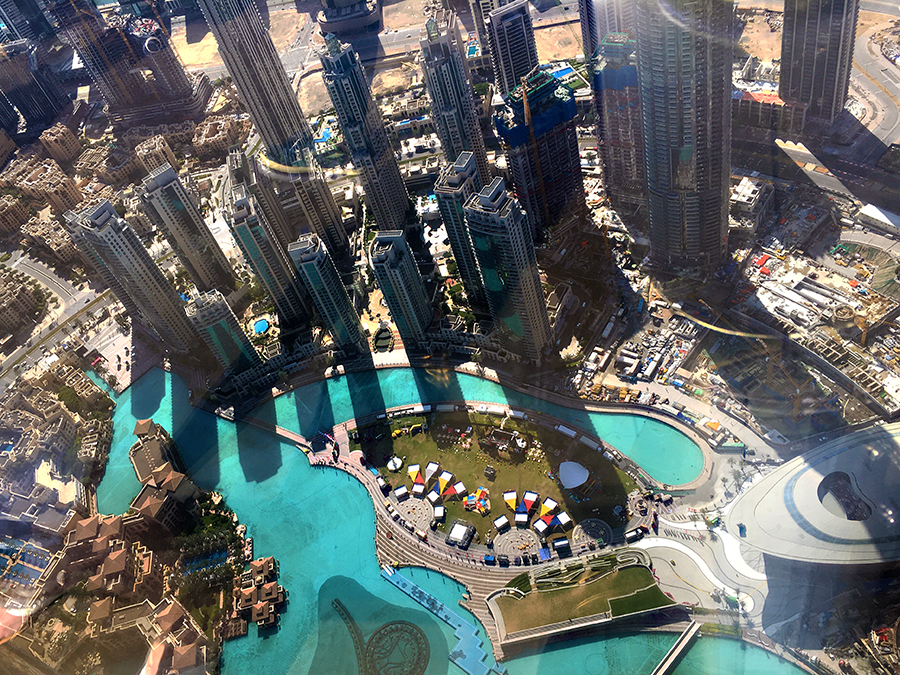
(90, 369, 797, 675)
(252, 319, 269, 334)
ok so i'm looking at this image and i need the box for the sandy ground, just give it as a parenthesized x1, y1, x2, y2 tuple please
(371, 65, 417, 95)
(383, 0, 433, 34)
(298, 71, 331, 117)
(171, 8, 309, 69)
(857, 11, 895, 37)
(737, 13, 782, 62)
(534, 24, 581, 62)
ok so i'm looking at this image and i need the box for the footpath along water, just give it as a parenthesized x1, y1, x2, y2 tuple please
(94, 368, 802, 675)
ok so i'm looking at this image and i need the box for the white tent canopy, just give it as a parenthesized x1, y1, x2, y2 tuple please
(493, 515, 510, 532)
(559, 461, 589, 489)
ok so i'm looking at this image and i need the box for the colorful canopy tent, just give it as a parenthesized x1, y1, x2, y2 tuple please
(503, 490, 517, 510)
(540, 497, 558, 517)
(408, 464, 423, 484)
(426, 489, 441, 504)
(387, 456, 402, 471)
(493, 515, 510, 532)
(532, 518, 549, 536)
(514, 512, 529, 527)
(412, 483, 426, 497)
(522, 491, 538, 512)
(424, 462, 440, 484)
(443, 481, 466, 498)
(555, 511, 572, 529)
(394, 485, 409, 500)
(559, 461, 589, 489)
(465, 486, 490, 515)
(437, 471, 453, 494)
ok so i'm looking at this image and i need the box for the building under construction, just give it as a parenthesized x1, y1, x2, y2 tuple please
(47, 0, 209, 126)
(494, 67, 586, 242)
(591, 33, 644, 212)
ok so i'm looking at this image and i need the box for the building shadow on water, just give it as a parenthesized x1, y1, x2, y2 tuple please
(234, 419, 283, 483)
(129, 368, 165, 421)
(292, 378, 336, 438)
(345, 354, 387, 427)
(171, 405, 221, 489)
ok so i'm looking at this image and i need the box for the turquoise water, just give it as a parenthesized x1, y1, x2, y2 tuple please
(253, 319, 270, 334)
(92, 368, 803, 675)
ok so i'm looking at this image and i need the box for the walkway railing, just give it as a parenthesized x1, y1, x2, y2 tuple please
(651, 621, 700, 675)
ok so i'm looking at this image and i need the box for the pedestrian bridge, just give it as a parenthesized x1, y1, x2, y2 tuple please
(651, 621, 700, 675)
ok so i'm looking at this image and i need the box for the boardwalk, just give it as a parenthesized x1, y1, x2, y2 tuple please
(382, 567, 498, 675)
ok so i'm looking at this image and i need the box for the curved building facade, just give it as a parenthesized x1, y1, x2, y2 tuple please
(727, 423, 900, 565)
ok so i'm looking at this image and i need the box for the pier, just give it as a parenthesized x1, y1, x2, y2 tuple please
(381, 566, 502, 675)
(650, 621, 700, 675)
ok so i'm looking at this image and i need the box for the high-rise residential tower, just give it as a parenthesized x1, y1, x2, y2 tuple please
(140, 164, 235, 295)
(420, 12, 490, 183)
(66, 201, 197, 353)
(195, 0, 312, 165)
(434, 152, 486, 309)
(369, 231, 433, 346)
(578, 0, 634, 59)
(185, 290, 262, 372)
(494, 69, 586, 239)
(485, 0, 538, 97)
(592, 33, 644, 210)
(0, 41, 65, 131)
(463, 177, 551, 363)
(288, 233, 367, 353)
(226, 181, 309, 329)
(0, 0, 49, 40)
(635, 0, 732, 272)
(47, 1, 209, 126)
(319, 34, 410, 232)
(0, 0, 32, 40)
(468, 0, 508, 47)
(780, 0, 859, 124)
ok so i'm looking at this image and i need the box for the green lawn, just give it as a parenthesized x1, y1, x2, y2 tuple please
(349, 412, 636, 541)
(495, 566, 670, 633)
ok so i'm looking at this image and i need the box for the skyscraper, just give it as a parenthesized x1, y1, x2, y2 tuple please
(635, 0, 731, 272)
(370, 231, 433, 346)
(195, 0, 312, 164)
(578, 0, 634, 59)
(420, 11, 490, 183)
(288, 233, 367, 353)
(66, 201, 197, 353)
(468, 0, 508, 47)
(0, 94, 17, 136)
(140, 164, 235, 295)
(0, 0, 33, 40)
(47, 1, 209, 126)
(485, 0, 538, 97)
(780, 0, 859, 124)
(434, 152, 486, 309)
(226, 181, 309, 329)
(0, 0, 49, 40)
(463, 177, 551, 363)
(256, 147, 350, 257)
(185, 290, 262, 372)
(494, 68, 586, 239)
(319, 34, 410, 232)
(592, 33, 644, 209)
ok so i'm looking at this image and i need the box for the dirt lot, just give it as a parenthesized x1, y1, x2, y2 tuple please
(738, 12, 782, 62)
(383, 0, 434, 33)
(534, 24, 580, 62)
(298, 71, 331, 116)
(171, 8, 308, 69)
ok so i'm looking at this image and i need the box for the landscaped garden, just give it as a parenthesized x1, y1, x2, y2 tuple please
(494, 555, 674, 633)
(348, 411, 637, 541)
